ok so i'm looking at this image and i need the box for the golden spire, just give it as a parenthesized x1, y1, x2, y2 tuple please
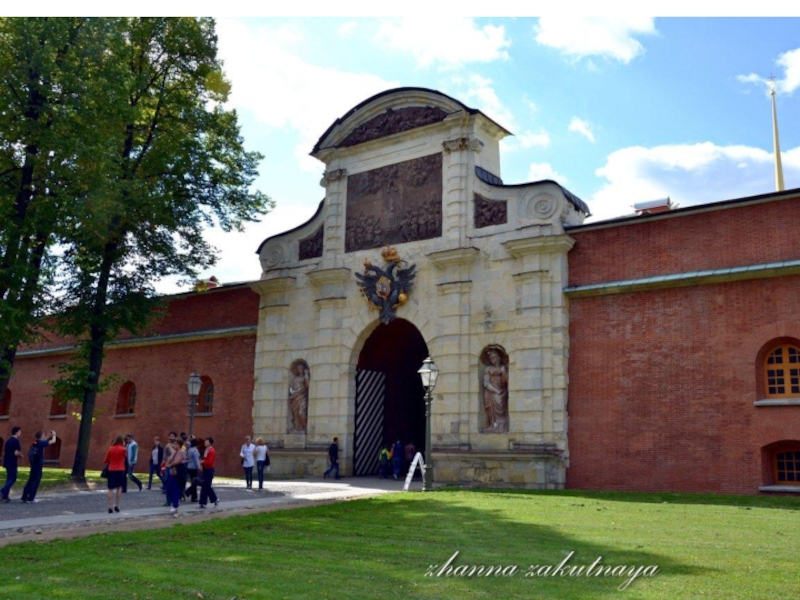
(770, 79, 785, 192)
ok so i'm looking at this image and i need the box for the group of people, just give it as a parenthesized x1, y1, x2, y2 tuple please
(379, 439, 416, 480)
(103, 431, 218, 515)
(1, 426, 58, 503)
(238, 436, 270, 490)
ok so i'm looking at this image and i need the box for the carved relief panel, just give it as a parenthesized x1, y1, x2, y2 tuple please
(298, 226, 323, 260)
(474, 193, 507, 228)
(345, 153, 442, 252)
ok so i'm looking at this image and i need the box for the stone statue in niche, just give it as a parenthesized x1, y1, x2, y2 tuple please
(481, 345, 509, 433)
(288, 359, 310, 433)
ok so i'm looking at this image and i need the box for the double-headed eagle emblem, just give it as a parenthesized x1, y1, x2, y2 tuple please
(355, 246, 416, 324)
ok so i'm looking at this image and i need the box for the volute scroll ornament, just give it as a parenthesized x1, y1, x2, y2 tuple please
(355, 246, 416, 324)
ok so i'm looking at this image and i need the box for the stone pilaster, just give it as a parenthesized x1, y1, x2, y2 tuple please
(320, 169, 347, 259)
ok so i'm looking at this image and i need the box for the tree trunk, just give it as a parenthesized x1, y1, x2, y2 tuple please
(70, 242, 117, 482)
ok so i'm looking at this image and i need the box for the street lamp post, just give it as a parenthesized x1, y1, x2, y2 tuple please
(417, 356, 439, 492)
(187, 371, 202, 438)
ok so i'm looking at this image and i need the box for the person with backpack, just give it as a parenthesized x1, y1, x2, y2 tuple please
(21, 430, 57, 503)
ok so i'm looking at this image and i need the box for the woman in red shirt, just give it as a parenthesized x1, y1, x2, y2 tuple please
(103, 435, 127, 514)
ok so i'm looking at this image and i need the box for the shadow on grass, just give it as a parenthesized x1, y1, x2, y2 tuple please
(0, 489, 715, 600)
(444, 486, 800, 511)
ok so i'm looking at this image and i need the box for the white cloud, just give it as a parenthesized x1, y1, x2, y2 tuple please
(568, 117, 595, 142)
(589, 142, 800, 221)
(457, 74, 516, 130)
(737, 47, 800, 95)
(375, 18, 510, 69)
(337, 21, 358, 37)
(534, 17, 657, 64)
(154, 202, 321, 295)
(454, 75, 552, 154)
(516, 130, 551, 148)
(777, 48, 800, 94)
(528, 162, 568, 183)
(216, 18, 399, 173)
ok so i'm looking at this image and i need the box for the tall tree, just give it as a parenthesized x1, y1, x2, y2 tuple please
(50, 18, 271, 481)
(0, 18, 122, 399)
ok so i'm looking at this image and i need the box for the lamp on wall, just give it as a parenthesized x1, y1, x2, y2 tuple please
(187, 371, 202, 437)
(417, 356, 439, 492)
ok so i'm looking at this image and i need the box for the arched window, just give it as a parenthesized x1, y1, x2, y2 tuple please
(197, 376, 213, 414)
(0, 388, 10, 417)
(764, 344, 800, 398)
(50, 394, 67, 417)
(116, 382, 136, 415)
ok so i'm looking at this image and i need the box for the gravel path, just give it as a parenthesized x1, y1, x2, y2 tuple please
(0, 477, 413, 546)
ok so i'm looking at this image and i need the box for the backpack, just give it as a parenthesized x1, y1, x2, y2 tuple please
(28, 443, 40, 465)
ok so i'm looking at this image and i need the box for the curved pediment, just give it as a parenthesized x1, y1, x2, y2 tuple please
(312, 87, 510, 156)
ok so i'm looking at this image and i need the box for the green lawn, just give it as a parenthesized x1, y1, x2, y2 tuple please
(1, 489, 799, 599)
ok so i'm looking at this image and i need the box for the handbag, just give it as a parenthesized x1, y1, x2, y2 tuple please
(100, 466, 109, 478)
(170, 466, 178, 477)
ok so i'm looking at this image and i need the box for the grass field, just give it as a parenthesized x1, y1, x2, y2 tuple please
(0, 488, 798, 599)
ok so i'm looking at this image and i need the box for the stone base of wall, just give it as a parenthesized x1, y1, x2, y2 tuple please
(434, 451, 565, 488)
(266, 449, 565, 488)
(270, 449, 330, 478)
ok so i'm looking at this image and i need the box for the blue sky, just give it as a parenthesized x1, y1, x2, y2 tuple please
(139, 16, 800, 291)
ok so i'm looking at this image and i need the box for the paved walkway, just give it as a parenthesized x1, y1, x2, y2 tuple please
(0, 476, 421, 545)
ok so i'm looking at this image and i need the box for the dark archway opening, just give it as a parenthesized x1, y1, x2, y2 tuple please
(355, 318, 428, 475)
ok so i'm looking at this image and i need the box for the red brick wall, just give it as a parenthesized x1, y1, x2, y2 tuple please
(567, 198, 800, 494)
(0, 285, 258, 478)
(569, 196, 800, 287)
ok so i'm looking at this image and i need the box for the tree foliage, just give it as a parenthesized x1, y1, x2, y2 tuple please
(0, 18, 122, 396)
(0, 18, 271, 480)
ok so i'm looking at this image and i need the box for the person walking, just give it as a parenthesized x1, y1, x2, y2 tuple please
(323, 437, 340, 480)
(1, 426, 22, 502)
(147, 436, 164, 490)
(21, 430, 57, 503)
(254, 438, 269, 490)
(378, 445, 390, 479)
(198, 437, 218, 509)
(404, 441, 416, 474)
(392, 439, 403, 480)
(184, 438, 202, 502)
(161, 431, 177, 504)
(240, 436, 256, 489)
(165, 439, 186, 515)
(125, 434, 143, 491)
(103, 435, 127, 514)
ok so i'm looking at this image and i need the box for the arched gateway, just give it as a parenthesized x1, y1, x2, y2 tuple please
(251, 88, 589, 485)
(354, 319, 428, 475)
